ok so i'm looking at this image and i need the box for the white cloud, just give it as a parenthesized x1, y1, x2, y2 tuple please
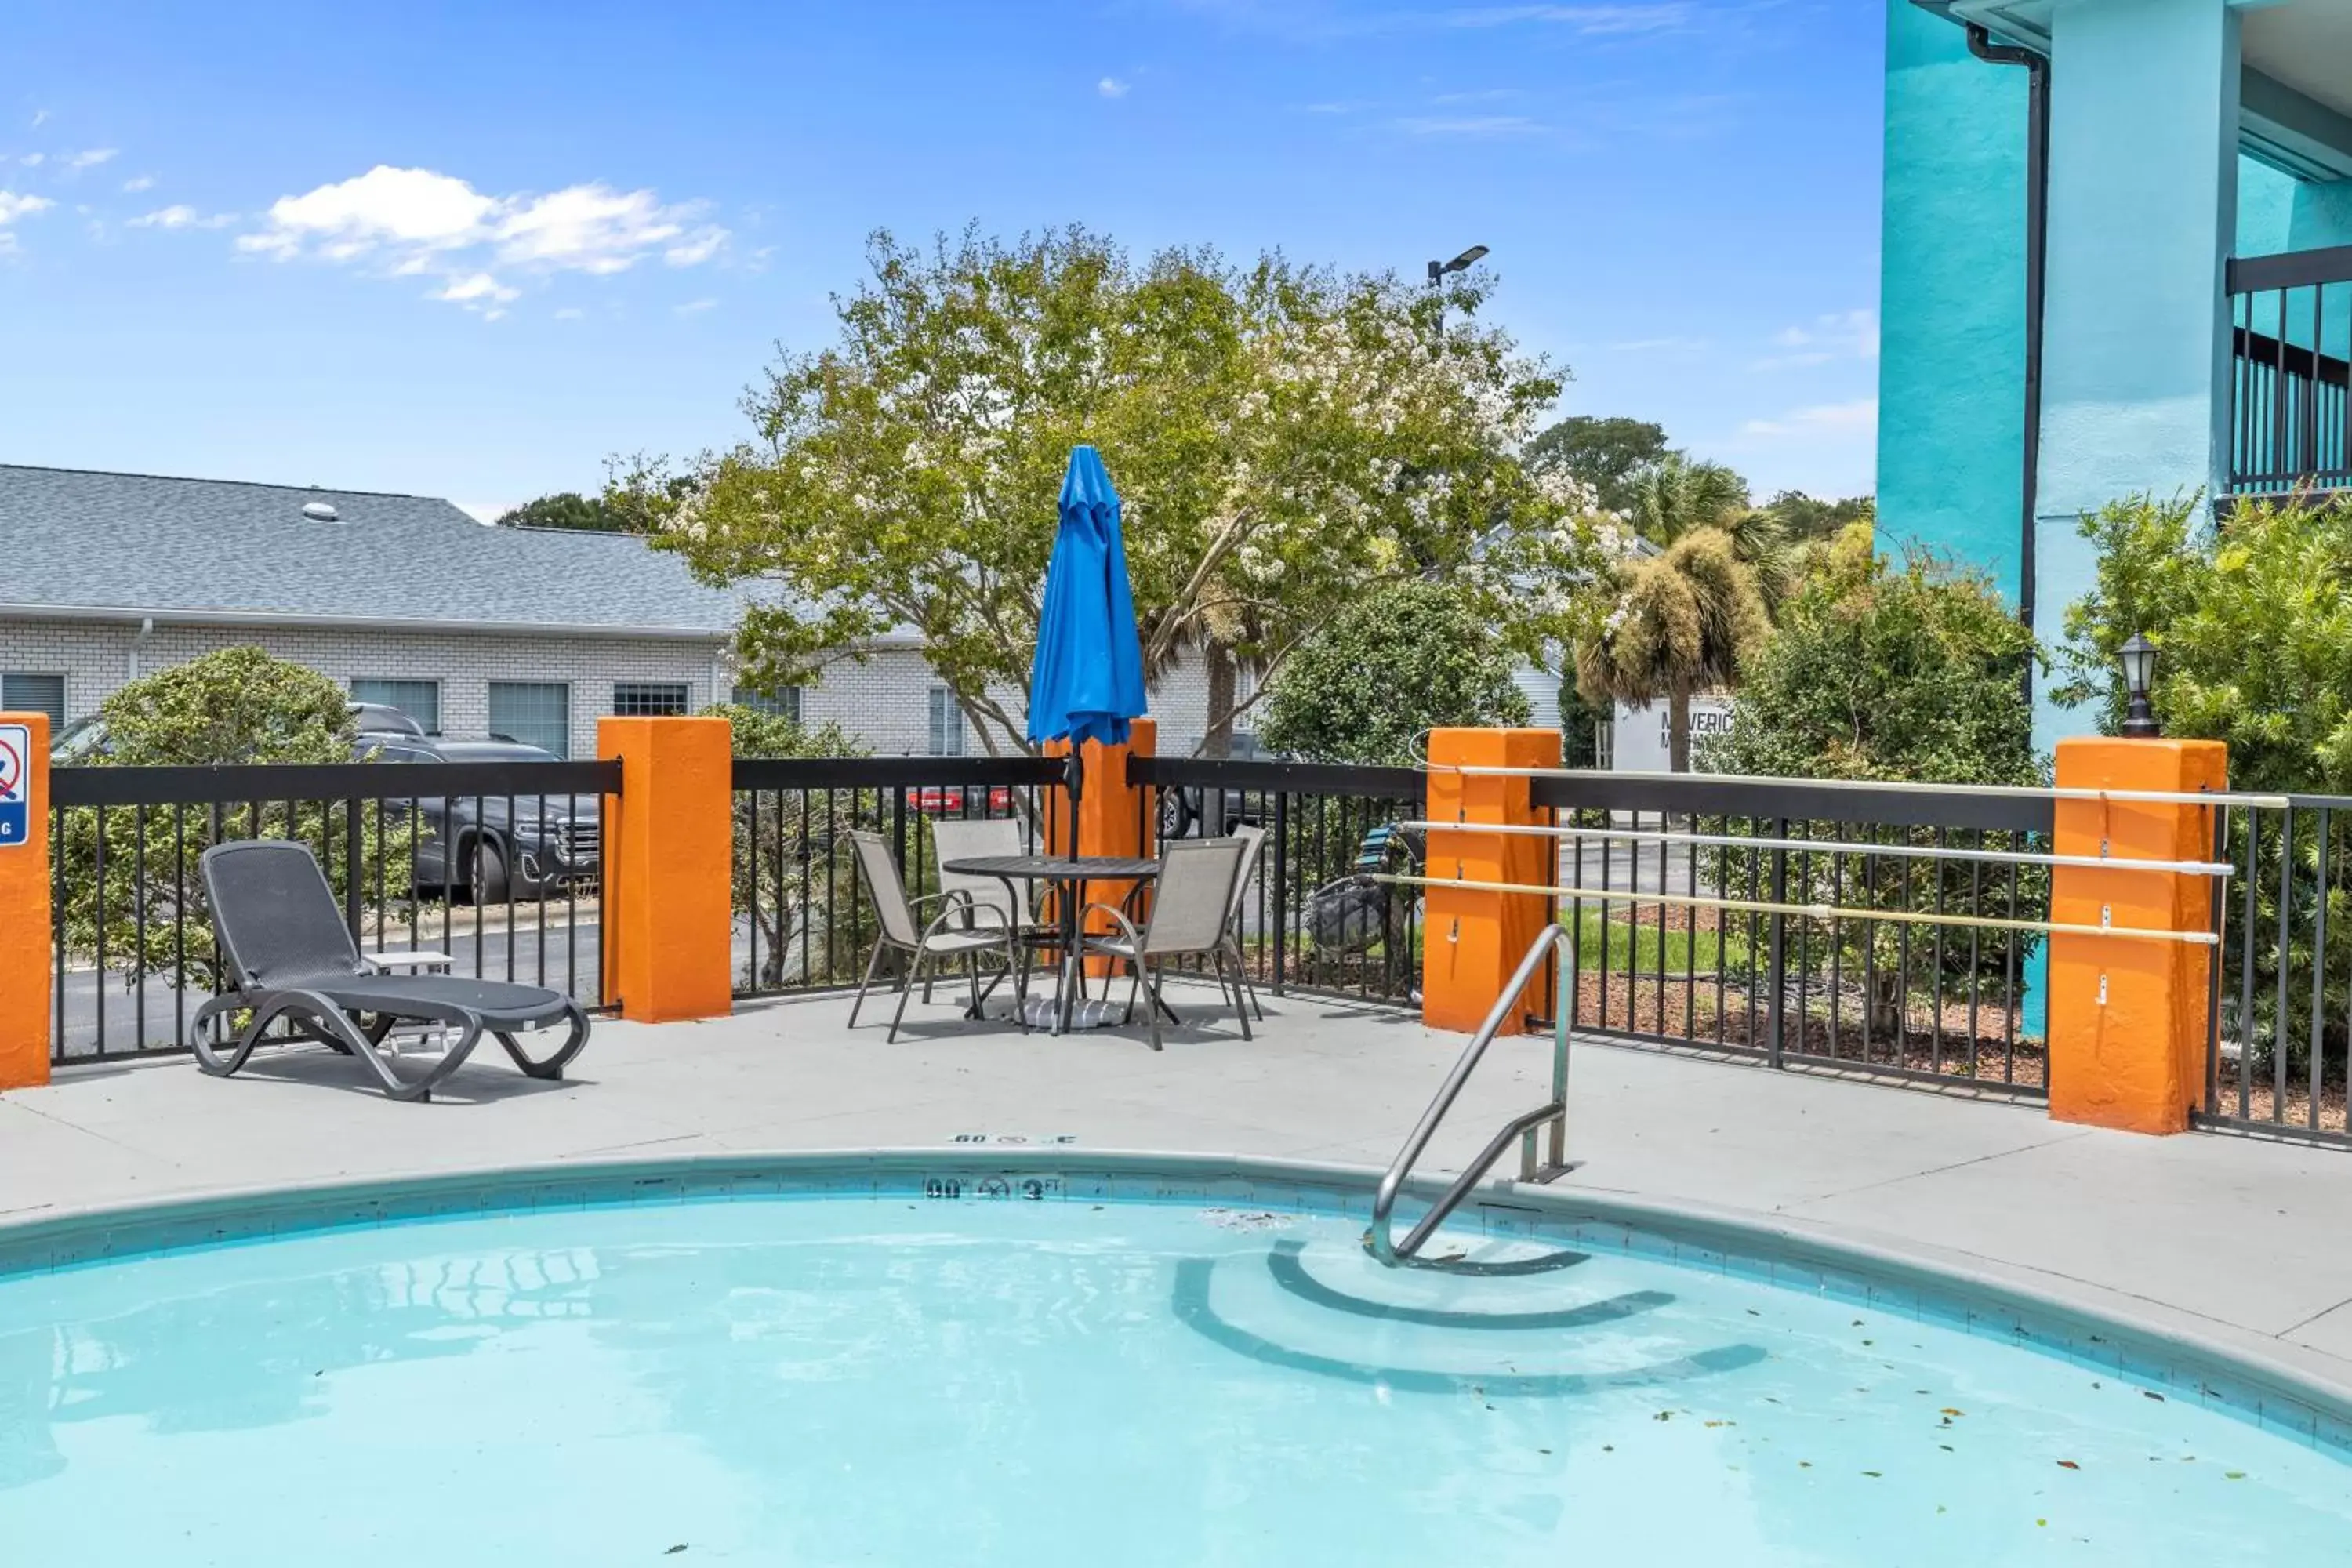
(122, 174, 154, 193)
(1098, 76, 1130, 98)
(674, 296, 717, 314)
(1739, 398, 1878, 441)
(1437, 3, 1693, 32)
(433, 272, 520, 319)
(63, 147, 116, 170)
(553, 306, 585, 320)
(0, 191, 53, 223)
(662, 227, 727, 267)
(19, 154, 42, 168)
(455, 500, 513, 524)
(238, 165, 728, 308)
(29, 110, 48, 129)
(129, 203, 234, 230)
(1393, 114, 1544, 138)
(1751, 308, 1878, 372)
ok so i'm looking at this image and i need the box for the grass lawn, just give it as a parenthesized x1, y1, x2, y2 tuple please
(1570, 907, 1750, 975)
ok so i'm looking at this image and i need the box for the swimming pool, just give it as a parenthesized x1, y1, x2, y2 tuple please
(1, 1155, 2347, 1566)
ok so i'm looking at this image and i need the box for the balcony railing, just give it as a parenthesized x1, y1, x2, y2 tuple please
(2228, 245, 2352, 494)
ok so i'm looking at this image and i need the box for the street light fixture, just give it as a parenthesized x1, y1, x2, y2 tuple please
(2118, 633, 2161, 738)
(1425, 245, 1489, 347)
(1425, 245, 1490, 286)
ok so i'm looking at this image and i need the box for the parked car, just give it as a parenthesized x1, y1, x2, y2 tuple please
(910, 784, 1017, 816)
(353, 735, 601, 902)
(1159, 733, 1279, 840)
(51, 700, 426, 764)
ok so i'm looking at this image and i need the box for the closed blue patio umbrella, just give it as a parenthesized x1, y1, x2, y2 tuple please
(1029, 446, 1149, 848)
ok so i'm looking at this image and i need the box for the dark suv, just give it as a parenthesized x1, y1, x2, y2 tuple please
(354, 735, 601, 902)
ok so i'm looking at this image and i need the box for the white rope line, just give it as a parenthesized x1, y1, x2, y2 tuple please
(1373, 873, 2221, 947)
(1418, 763, 2285, 811)
(1402, 819, 2234, 878)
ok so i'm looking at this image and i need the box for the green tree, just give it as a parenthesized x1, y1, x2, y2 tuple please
(1624, 452, 1793, 608)
(56, 648, 412, 992)
(619, 224, 1605, 758)
(2056, 492, 2352, 792)
(1760, 489, 1875, 544)
(1704, 549, 2044, 1045)
(1574, 530, 1769, 773)
(1523, 415, 1668, 514)
(2056, 493, 2352, 1083)
(495, 492, 638, 533)
(1257, 579, 1532, 764)
(1710, 546, 2038, 786)
(710, 702, 869, 991)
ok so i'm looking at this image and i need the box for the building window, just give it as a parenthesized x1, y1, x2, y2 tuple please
(731, 684, 802, 723)
(2, 673, 65, 728)
(927, 686, 965, 756)
(613, 681, 691, 718)
(350, 678, 441, 735)
(489, 681, 572, 758)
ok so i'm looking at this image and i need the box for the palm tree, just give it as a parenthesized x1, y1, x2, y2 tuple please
(1625, 453, 1793, 610)
(1576, 528, 1770, 772)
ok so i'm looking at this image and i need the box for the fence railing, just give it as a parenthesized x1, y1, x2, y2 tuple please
(1516, 771, 2059, 1095)
(2201, 795, 2352, 1145)
(2228, 245, 2352, 495)
(49, 759, 620, 1062)
(728, 755, 1065, 997)
(1129, 757, 1427, 1007)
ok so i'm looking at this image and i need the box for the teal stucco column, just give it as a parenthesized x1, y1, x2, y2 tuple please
(2033, 0, 2241, 749)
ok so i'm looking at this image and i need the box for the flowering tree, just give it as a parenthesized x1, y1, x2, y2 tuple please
(617, 225, 1609, 756)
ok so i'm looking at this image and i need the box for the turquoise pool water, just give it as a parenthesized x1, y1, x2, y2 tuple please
(1, 1188, 2347, 1566)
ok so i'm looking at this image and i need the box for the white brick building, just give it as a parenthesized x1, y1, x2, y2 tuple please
(0, 464, 1217, 759)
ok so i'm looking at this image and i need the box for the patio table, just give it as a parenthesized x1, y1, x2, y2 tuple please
(941, 854, 1162, 1035)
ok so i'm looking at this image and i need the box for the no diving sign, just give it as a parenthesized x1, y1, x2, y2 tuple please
(0, 724, 27, 848)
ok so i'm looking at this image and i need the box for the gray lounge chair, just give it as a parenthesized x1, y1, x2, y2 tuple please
(846, 829, 1029, 1042)
(189, 839, 590, 1102)
(1081, 837, 1253, 1051)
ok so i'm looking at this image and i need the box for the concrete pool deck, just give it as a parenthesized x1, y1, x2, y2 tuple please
(8, 983, 2352, 1397)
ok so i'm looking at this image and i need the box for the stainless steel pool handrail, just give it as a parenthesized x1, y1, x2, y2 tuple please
(1367, 924, 1574, 1268)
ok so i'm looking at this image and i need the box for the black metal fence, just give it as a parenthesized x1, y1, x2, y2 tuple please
(1525, 772, 2058, 1096)
(729, 756, 1064, 996)
(2228, 245, 2352, 495)
(1130, 757, 1426, 1007)
(2200, 796, 2352, 1145)
(50, 759, 619, 1062)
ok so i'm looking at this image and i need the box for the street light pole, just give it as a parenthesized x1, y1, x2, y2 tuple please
(1425, 244, 1489, 343)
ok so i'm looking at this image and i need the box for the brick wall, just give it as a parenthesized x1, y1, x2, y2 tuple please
(0, 619, 725, 759)
(0, 617, 1221, 760)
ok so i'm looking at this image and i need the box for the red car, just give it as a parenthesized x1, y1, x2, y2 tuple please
(909, 785, 1017, 816)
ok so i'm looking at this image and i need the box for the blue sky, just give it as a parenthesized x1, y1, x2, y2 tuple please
(0, 0, 1883, 520)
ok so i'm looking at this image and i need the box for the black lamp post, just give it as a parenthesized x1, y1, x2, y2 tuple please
(1425, 244, 1489, 342)
(2118, 633, 2161, 738)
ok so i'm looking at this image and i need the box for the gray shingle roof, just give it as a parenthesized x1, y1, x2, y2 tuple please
(0, 464, 744, 637)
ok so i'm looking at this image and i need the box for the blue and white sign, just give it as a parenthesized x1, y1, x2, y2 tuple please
(0, 723, 27, 848)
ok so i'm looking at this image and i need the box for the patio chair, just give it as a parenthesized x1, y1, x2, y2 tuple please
(846, 829, 1029, 1042)
(188, 839, 590, 1103)
(1223, 823, 1268, 1022)
(928, 816, 1057, 1004)
(1080, 837, 1253, 1051)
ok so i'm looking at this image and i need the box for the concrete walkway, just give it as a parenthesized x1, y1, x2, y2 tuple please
(8, 982, 2352, 1394)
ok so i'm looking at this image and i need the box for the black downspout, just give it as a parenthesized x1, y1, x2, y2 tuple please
(1965, 22, 2050, 679)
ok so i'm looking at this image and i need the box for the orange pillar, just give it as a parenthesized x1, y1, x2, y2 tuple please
(1421, 728, 1563, 1035)
(599, 716, 734, 1023)
(0, 713, 50, 1091)
(1046, 718, 1156, 970)
(2046, 737, 2227, 1134)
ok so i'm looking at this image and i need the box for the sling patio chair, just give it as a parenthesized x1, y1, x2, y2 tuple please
(1080, 836, 1253, 1051)
(847, 829, 1031, 1042)
(189, 839, 590, 1102)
